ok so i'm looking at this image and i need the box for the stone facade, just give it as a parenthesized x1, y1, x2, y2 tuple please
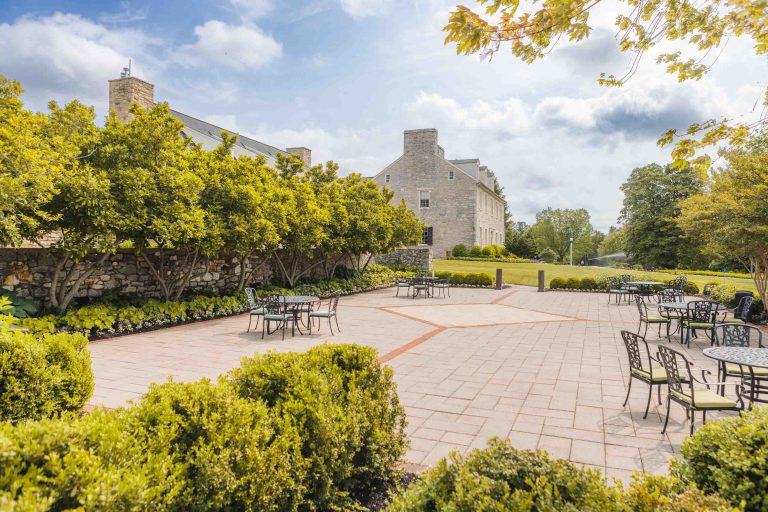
(0, 249, 272, 306)
(372, 129, 506, 258)
(108, 77, 154, 124)
(374, 247, 432, 271)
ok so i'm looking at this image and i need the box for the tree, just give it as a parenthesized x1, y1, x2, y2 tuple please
(598, 226, 627, 256)
(529, 208, 594, 264)
(443, 1, 768, 170)
(0, 76, 61, 247)
(98, 103, 208, 301)
(505, 221, 536, 258)
(678, 132, 768, 314)
(619, 163, 703, 269)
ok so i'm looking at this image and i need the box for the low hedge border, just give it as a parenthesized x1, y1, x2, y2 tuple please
(17, 266, 415, 340)
(549, 276, 701, 295)
(445, 256, 533, 263)
(656, 268, 753, 280)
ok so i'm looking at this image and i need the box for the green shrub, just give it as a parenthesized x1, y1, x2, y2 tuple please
(550, 277, 566, 289)
(115, 305, 146, 331)
(451, 244, 468, 257)
(0, 331, 93, 423)
(449, 272, 493, 287)
(485, 244, 505, 258)
(566, 277, 581, 289)
(230, 344, 407, 509)
(469, 245, 483, 257)
(710, 284, 744, 307)
(673, 406, 768, 511)
(18, 314, 59, 335)
(580, 277, 598, 290)
(481, 246, 493, 257)
(0, 290, 40, 318)
(625, 473, 733, 512)
(387, 438, 624, 511)
(684, 281, 700, 295)
(63, 303, 117, 333)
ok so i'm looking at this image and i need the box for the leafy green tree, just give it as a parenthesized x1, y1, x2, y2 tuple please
(678, 132, 768, 314)
(0, 76, 61, 247)
(201, 134, 288, 290)
(529, 208, 594, 264)
(619, 163, 703, 269)
(598, 226, 627, 256)
(98, 104, 208, 300)
(505, 222, 536, 258)
(443, 0, 768, 170)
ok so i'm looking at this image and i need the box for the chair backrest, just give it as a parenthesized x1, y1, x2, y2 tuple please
(329, 294, 340, 312)
(734, 296, 754, 321)
(657, 345, 693, 400)
(620, 274, 632, 284)
(634, 295, 649, 319)
(687, 300, 716, 323)
(715, 323, 763, 348)
(244, 288, 258, 309)
(262, 295, 282, 314)
(621, 330, 653, 374)
(658, 288, 683, 303)
(703, 284, 714, 297)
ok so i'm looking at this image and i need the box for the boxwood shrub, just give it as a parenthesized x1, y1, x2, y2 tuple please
(387, 439, 731, 512)
(0, 344, 407, 511)
(550, 277, 567, 289)
(673, 406, 768, 511)
(0, 331, 93, 423)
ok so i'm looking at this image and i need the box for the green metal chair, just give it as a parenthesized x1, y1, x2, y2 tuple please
(634, 295, 670, 339)
(621, 330, 667, 419)
(309, 294, 340, 335)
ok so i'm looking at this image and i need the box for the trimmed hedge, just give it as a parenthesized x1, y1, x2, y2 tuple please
(657, 268, 753, 280)
(0, 331, 93, 423)
(387, 439, 728, 511)
(0, 344, 407, 511)
(435, 271, 494, 287)
(446, 256, 533, 263)
(673, 406, 768, 511)
(550, 275, 700, 294)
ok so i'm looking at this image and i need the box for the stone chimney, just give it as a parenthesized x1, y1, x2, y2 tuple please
(287, 147, 312, 167)
(437, 144, 445, 159)
(108, 76, 154, 124)
(404, 128, 438, 156)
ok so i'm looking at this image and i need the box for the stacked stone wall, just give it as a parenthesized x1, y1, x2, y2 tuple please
(374, 247, 432, 270)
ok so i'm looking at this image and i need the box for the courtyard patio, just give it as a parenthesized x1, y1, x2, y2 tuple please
(87, 285, 745, 483)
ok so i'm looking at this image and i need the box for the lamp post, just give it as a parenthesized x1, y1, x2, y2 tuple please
(569, 229, 573, 266)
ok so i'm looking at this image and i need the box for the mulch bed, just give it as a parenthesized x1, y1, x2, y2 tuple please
(361, 472, 419, 511)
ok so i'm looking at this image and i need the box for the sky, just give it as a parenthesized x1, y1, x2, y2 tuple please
(1, 0, 766, 232)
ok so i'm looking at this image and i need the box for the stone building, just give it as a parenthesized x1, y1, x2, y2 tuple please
(108, 75, 311, 166)
(372, 129, 506, 258)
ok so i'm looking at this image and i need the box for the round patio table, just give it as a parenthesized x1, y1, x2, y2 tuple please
(703, 346, 768, 406)
(627, 281, 665, 297)
(657, 301, 724, 311)
(277, 295, 319, 334)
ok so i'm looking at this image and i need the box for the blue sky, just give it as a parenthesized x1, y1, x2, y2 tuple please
(1, 0, 766, 231)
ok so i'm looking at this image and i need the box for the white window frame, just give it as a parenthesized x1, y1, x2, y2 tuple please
(385, 174, 391, 183)
(449, 170, 454, 180)
(419, 190, 431, 209)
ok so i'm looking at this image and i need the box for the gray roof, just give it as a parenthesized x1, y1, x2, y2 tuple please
(170, 109, 287, 162)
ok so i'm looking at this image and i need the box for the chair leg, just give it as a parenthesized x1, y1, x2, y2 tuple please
(690, 409, 695, 435)
(702, 410, 707, 424)
(248, 315, 252, 332)
(643, 383, 653, 419)
(623, 377, 632, 406)
(662, 395, 672, 434)
(334, 315, 340, 333)
(643, 321, 649, 339)
(328, 316, 334, 335)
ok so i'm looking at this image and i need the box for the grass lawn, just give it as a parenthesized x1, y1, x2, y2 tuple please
(432, 259, 757, 293)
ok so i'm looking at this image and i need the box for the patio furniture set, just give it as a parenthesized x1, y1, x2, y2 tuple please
(621, 278, 762, 433)
(395, 273, 450, 298)
(244, 288, 341, 340)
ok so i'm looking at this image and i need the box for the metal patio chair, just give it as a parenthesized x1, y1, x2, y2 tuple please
(261, 296, 299, 340)
(432, 278, 451, 298)
(721, 296, 754, 325)
(657, 344, 743, 434)
(681, 300, 718, 347)
(309, 294, 340, 335)
(245, 288, 266, 332)
(714, 324, 766, 404)
(607, 276, 631, 304)
(395, 279, 411, 297)
(635, 295, 670, 339)
(621, 331, 668, 419)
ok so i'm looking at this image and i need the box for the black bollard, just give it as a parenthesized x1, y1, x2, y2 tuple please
(538, 270, 545, 292)
(496, 268, 503, 290)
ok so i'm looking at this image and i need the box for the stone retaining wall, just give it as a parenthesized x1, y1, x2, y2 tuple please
(0, 248, 272, 306)
(374, 247, 432, 271)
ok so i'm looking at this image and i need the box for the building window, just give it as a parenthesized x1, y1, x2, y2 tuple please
(449, 170, 454, 180)
(422, 227, 433, 245)
(419, 190, 430, 208)
(385, 174, 391, 183)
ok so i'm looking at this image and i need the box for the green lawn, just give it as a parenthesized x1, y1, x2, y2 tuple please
(432, 259, 757, 293)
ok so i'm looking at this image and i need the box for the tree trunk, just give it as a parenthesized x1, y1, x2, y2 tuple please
(49, 253, 111, 312)
(750, 254, 768, 315)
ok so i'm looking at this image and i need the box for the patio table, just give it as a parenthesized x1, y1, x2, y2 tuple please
(627, 281, 665, 297)
(277, 295, 319, 334)
(704, 346, 768, 406)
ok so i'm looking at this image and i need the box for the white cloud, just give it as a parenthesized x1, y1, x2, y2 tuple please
(229, 0, 273, 20)
(339, 0, 393, 19)
(177, 21, 281, 71)
(406, 92, 530, 139)
(0, 13, 157, 113)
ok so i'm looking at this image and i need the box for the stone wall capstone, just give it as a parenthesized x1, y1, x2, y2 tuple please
(374, 247, 432, 271)
(0, 248, 273, 307)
